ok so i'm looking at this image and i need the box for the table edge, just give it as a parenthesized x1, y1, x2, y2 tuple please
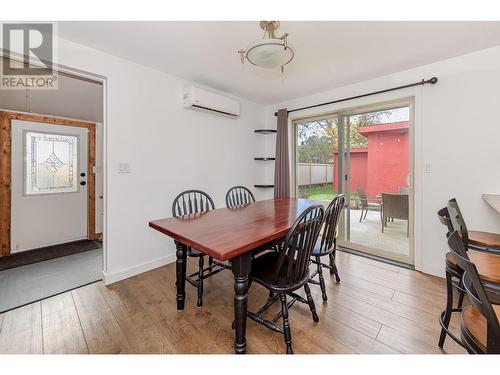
(148, 220, 287, 261)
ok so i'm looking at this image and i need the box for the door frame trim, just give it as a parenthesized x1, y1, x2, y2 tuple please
(337, 100, 415, 265)
(0, 110, 98, 257)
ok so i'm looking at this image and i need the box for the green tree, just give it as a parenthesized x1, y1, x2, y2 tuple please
(297, 135, 332, 163)
(296, 110, 391, 160)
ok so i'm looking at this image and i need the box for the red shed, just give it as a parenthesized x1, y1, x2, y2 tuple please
(333, 121, 409, 197)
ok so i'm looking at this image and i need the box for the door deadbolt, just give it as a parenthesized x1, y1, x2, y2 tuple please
(80, 172, 86, 177)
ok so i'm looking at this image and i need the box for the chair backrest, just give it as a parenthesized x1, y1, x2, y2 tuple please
(225, 186, 255, 208)
(447, 231, 500, 352)
(382, 193, 409, 220)
(172, 190, 215, 217)
(437, 207, 454, 237)
(356, 187, 368, 207)
(317, 194, 345, 253)
(448, 198, 469, 247)
(273, 204, 324, 287)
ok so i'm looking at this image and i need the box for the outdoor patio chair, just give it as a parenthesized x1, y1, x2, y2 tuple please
(381, 193, 409, 237)
(356, 187, 382, 223)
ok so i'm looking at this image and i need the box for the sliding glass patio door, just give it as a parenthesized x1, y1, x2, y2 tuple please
(337, 103, 414, 264)
(294, 100, 414, 265)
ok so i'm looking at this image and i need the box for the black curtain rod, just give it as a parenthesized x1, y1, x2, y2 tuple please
(273, 76, 438, 116)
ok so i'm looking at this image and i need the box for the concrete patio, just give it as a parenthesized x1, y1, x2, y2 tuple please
(312, 199, 409, 256)
(346, 209, 409, 256)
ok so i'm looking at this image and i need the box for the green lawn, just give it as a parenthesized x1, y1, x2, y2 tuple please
(298, 184, 337, 201)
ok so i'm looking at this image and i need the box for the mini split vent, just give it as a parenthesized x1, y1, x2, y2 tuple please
(183, 86, 240, 118)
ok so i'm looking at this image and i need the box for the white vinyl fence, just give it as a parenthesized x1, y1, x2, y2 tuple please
(298, 163, 334, 187)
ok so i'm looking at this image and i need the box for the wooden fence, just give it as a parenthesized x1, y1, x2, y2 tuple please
(297, 163, 334, 187)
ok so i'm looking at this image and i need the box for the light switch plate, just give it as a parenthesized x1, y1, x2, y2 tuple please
(118, 163, 131, 174)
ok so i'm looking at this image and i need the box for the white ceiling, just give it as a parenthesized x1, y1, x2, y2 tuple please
(0, 58, 103, 122)
(57, 21, 500, 105)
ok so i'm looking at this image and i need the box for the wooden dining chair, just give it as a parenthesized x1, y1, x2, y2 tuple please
(437, 206, 466, 348)
(225, 186, 255, 207)
(246, 204, 325, 354)
(438, 200, 500, 348)
(309, 194, 345, 301)
(447, 231, 500, 353)
(448, 198, 500, 253)
(172, 190, 229, 307)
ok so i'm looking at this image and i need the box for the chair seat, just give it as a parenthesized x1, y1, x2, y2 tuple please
(251, 251, 288, 287)
(250, 251, 307, 291)
(311, 239, 332, 256)
(469, 230, 500, 250)
(446, 250, 500, 285)
(461, 304, 500, 352)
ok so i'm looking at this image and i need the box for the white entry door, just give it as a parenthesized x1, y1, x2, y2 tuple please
(11, 120, 88, 253)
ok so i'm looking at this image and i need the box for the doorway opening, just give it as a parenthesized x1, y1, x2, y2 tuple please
(294, 99, 414, 265)
(0, 57, 105, 312)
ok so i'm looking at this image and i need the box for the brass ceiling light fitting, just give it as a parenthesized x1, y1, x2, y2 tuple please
(238, 21, 294, 73)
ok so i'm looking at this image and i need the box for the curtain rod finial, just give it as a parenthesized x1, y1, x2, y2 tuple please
(430, 77, 438, 84)
(274, 112, 278, 116)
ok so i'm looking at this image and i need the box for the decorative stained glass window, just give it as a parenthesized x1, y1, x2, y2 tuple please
(25, 131, 79, 195)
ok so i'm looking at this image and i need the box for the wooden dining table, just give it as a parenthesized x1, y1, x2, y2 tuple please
(148, 197, 319, 354)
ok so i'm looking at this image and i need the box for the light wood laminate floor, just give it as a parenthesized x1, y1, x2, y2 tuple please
(0, 251, 465, 354)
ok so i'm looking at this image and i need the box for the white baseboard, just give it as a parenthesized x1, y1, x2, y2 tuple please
(102, 253, 176, 285)
(100, 253, 445, 285)
(421, 262, 445, 278)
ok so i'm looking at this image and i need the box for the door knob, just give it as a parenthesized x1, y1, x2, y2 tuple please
(80, 172, 86, 177)
(80, 181, 86, 186)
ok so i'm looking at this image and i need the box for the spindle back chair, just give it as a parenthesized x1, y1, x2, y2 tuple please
(171, 190, 228, 307)
(225, 186, 255, 208)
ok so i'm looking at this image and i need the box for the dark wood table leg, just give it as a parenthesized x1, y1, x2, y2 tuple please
(231, 252, 252, 354)
(175, 241, 188, 310)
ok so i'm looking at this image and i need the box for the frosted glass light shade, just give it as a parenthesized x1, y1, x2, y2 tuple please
(245, 38, 294, 68)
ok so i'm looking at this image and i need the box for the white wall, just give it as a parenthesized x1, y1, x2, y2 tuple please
(263, 46, 500, 277)
(0, 63, 103, 123)
(55, 37, 266, 283)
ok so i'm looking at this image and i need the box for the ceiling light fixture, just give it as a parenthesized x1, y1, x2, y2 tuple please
(238, 21, 294, 73)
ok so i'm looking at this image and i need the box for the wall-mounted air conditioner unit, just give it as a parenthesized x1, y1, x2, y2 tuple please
(183, 86, 240, 118)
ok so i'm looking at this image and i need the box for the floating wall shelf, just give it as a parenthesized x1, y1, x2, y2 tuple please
(254, 129, 277, 134)
(254, 157, 275, 161)
(254, 128, 275, 190)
